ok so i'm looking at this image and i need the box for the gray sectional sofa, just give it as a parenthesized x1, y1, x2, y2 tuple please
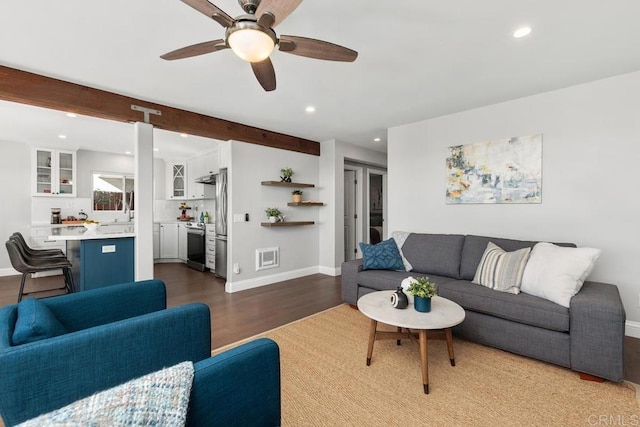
(342, 233, 626, 382)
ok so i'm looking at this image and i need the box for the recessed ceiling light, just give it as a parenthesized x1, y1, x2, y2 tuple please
(180, 133, 188, 138)
(66, 113, 77, 118)
(58, 134, 67, 139)
(305, 106, 316, 113)
(153, 148, 159, 152)
(374, 137, 381, 142)
(513, 27, 532, 38)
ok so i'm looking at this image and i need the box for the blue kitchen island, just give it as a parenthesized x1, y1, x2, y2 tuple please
(50, 225, 135, 292)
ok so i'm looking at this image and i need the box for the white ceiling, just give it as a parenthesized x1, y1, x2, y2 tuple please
(1, 0, 640, 155)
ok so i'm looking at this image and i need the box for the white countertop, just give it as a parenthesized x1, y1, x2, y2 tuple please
(49, 225, 135, 241)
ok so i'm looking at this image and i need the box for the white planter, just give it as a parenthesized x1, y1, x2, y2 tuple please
(269, 216, 277, 223)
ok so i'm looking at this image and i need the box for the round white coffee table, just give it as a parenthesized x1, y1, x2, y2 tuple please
(357, 290, 466, 394)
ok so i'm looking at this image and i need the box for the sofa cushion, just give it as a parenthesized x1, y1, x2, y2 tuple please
(12, 298, 68, 346)
(359, 239, 405, 271)
(358, 270, 453, 294)
(472, 242, 531, 294)
(438, 280, 570, 332)
(460, 235, 576, 281)
(521, 243, 601, 308)
(18, 361, 194, 427)
(402, 233, 465, 278)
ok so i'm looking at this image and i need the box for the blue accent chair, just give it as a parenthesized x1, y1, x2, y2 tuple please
(0, 280, 281, 426)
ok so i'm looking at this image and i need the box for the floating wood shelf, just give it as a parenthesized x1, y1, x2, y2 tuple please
(261, 221, 315, 227)
(261, 181, 315, 188)
(287, 202, 324, 206)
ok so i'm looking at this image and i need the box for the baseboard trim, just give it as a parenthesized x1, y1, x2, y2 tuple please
(0, 268, 18, 277)
(319, 266, 341, 276)
(626, 321, 640, 339)
(225, 266, 321, 293)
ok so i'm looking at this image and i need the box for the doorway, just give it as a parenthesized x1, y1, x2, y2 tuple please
(367, 169, 387, 244)
(344, 169, 357, 262)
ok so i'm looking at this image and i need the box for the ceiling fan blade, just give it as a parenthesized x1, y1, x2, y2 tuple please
(256, 0, 302, 28)
(181, 0, 234, 27)
(279, 35, 358, 62)
(160, 39, 227, 60)
(251, 58, 276, 91)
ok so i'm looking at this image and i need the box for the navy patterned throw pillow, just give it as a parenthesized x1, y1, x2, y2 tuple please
(360, 239, 405, 271)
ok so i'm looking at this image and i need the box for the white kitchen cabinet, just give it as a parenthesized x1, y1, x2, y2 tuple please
(160, 223, 179, 259)
(32, 148, 77, 197)
(153, 223, 160, 259)
(187, 154, 215, 200)
(166, 162, 187, 200)
(178, 223, 188, 261)
(205, 224, 216, 271)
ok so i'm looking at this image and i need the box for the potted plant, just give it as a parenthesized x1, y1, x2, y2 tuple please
(265, 207, 282, 223)
(280, 167, 294, 183)
(292, 189, 303, 203)
(406, 276, 437, 313)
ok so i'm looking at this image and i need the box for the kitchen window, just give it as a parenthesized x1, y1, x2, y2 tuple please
(92, 173, 134, 212)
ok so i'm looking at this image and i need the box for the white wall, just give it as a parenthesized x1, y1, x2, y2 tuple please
(319, 139, 387, 274)
(0, 141, 31, 271)
(226, 141, 321, 292)
(388, 71, 640, 322)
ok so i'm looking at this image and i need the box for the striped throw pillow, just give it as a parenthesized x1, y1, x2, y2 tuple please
(472, 242, 531, 294)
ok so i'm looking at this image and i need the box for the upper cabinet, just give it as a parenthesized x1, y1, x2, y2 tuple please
(32, 148, 77, 197)
(166, 162, 187, 200)
(166, 150, 217, 200)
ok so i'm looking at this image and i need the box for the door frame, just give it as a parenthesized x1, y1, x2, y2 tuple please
(344, 165, 364, 260)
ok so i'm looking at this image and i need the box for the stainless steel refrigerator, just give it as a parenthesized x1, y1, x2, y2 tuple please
(214, 168, 228, 279)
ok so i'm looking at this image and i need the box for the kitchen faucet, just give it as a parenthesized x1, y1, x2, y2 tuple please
(124, 191, 134, 222)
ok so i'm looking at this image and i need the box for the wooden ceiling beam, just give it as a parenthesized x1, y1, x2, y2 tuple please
(0, 65, 320, 156)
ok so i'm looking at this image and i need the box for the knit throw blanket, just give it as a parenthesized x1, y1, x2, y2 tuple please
(18, 361, 194, 427)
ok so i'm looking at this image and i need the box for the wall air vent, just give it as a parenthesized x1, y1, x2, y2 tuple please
(256, 247, 279, 271)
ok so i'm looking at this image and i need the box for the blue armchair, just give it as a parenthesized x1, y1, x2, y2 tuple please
(0, 280, 281, 426)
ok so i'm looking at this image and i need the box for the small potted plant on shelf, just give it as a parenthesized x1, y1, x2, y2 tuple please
(265, 207, 282, 223)
(406, 276, 437, 313)
(292, 189, 303, 203)
(280, 167, 294, 183)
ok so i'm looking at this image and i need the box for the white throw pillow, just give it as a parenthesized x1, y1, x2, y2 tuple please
(472, 242, 531, 294)
(520, 242, 601, 307)
(392, 231, 413, 271)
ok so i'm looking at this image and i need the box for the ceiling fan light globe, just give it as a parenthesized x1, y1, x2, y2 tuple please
(228, 29, 275, 62)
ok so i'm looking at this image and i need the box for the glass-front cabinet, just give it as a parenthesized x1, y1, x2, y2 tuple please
(167, 162, 186, 199)
(32, 148, 77, 197)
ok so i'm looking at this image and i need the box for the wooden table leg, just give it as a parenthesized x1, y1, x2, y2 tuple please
(397, 326, 402, 345)
(366, 319, 377, 366)
(445, 328, 455, 367)
(419, 329, 429, 394)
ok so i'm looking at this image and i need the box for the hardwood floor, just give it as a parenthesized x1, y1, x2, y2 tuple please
(1, 263, 638, 384)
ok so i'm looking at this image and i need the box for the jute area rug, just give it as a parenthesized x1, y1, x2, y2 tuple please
(216, 304, 640, 427)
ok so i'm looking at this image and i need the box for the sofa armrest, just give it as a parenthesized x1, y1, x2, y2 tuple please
(341, 259, 364, 305)
(0, 303, 211, 426)
(570, 281, 626, 382)
(44, 280, 168, 332)
(187, 338, 280, 427)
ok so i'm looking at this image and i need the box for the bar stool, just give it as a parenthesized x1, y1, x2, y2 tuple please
(5, 240, 75, 303)
(10, 232, 65, 259)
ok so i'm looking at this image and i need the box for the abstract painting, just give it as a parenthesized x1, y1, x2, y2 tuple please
(446, 134, 542, 204)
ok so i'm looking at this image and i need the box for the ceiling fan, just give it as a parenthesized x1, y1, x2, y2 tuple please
(160, 0, 358, 91)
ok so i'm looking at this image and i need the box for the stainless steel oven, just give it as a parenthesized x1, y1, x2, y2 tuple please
(186, 224, 207, 271)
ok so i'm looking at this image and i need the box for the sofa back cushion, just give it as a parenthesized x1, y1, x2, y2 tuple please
(460, 235, 576, 280)
(402, 233, 466, 278)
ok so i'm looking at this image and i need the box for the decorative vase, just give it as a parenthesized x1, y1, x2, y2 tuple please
(390, 286, 409, 309)
(414, 296, 431, 313)
(281, 176, 292, 183)
(292, 194, 302, 203)
(268, 216, 277, 223)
